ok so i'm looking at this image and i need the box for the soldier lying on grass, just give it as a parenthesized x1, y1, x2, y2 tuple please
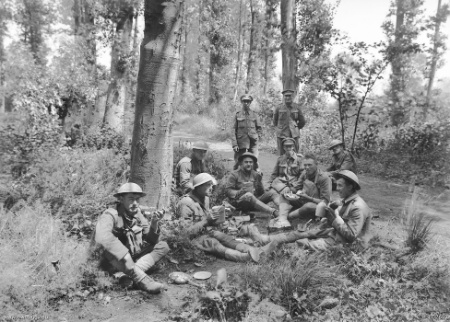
(176, 173, 277, 262)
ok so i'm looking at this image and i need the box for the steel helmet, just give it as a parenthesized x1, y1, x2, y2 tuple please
(328, 139, 343, 150)
(333, 170, 361, 190)
(238, 152, 258, 163)
(113, 183, 146, 197)
(192, 141, 209, 151)
(193, 173, 217, 188)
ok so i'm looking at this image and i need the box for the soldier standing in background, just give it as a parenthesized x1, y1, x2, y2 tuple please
(273, 89, 306, 155)
(231, 95, 262, 170)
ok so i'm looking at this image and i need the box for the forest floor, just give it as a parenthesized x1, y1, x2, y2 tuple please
(5, 130, 450, 322)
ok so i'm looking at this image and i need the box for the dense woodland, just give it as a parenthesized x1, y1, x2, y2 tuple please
(0, 0, 450, 321)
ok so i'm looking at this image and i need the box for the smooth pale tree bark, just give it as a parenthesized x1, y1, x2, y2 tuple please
(178, 3, 190, 100)
(103, 5, 134, 132)
(233, 0, 245, 102)
(130, 0, 183, 208)
(280, 0, 298, 91)
(425, 0, 443, 118)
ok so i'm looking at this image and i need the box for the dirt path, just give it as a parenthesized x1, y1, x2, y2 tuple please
(53, 131, 450, 321)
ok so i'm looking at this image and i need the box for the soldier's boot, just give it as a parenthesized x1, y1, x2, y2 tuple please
(239, 224, 271, 245)
(269, 201, 292, 231)
(128, 265, 164, 294)
(247, 194, 278, 215)
(203, 237, 254, 262)
(210, 230, 262, 262)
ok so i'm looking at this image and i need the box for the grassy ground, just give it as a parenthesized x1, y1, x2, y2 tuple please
(1, 126, 450, 321)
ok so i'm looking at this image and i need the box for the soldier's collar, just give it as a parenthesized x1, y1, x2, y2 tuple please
(343, 193, 358, 204)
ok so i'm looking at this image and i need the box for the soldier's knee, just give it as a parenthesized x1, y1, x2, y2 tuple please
(241, 192, 255, 202)
(156, 241, 170, 255)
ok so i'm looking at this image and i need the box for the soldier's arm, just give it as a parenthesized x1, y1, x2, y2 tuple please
(179, 162, 193, 190)
(231, 113, 238, 148)
(268, 160, 280, 184)
(255, 113, 263, 139)
(140, 211, 161, 246)
(225, 173, 241, 199)
(307, 175, 331, 204)
(297, 106, 306, 129)
(332, 206, 365, 243)
(272, 106, 279, 127)
(95, 213, 129, 261)
(340, 152, 356, 171)
(254, 174, 265, 197)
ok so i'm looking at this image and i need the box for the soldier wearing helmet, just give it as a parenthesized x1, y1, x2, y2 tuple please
(94, 183, 169, 294)
(273, 89, 306, 155)
(326, 139, 357, 174)
(240, 170, 372, 252)
(176, 173, 277, 262)
(231, 94, 262, 170)
(175, 141, 209, 195)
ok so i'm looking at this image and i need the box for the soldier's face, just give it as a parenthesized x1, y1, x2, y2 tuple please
(284, 94, 293, 104)
(196, 181, 214, 197)
(283, 144, 295, 156)
(336, 178, 353, 199)
(242, 100, 252, 108)
(193, 149, 207, 160)
(304, 158, 317, 176)
(119, 193, 141, 217)
(241, 157, 254, 172)
(331, 145, 343, 155)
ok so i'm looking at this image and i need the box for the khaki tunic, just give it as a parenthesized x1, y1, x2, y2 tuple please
(231, 110, 262, 149)
(273, 103, 306, 138)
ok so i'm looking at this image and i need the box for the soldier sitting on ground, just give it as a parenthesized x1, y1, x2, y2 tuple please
(241, 170, 372, 251)
(94, 183, 169, 294)
(267, 138, 305, 230)
(176, 173, 276, 262)
(174, 141, 209, 195)
(225, 152, 280, 217)
(274, 153, 332, 227)
(327, 139, 357, 173)
(231, 94, 262, 170)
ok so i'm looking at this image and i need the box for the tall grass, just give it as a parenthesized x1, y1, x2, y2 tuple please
(402, 188, 436, 253)
(0, 203, 94, 315)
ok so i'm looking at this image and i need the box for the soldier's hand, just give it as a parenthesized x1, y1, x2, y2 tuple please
(151, 209, 165, 226)
(324, 206, 337, 222)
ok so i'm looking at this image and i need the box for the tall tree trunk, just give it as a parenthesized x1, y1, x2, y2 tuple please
(390, 0, 406, 126)
(233, 0, 245, 102)
(246, 0, 260, 93)
(195, 0, 204, 107)
(263, 0, 275, 95)
(280, 0, 298, 91)
(129, 0, 183, 208)
(0, 30, 5, 114)
(178, 3, 190, 100)
(425, 0, 442, 119)
(103, 5, 134, 132)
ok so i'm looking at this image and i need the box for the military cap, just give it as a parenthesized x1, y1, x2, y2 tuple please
(333, 170, 361, 190)
(281, 89, 295, 95)
(240, 94, 253, 102)
(281, 137, 296, 146)
(238, 152, 258, 164)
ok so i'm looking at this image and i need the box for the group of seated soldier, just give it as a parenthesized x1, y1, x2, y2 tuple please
(92, 138, 370, 294)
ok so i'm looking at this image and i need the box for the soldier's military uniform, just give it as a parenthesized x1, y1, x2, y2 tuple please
(327, 150, 357, 174)
(175, 156, 206, 195)
(225, 154, 279, 215)
(273, 92, 306, 155)
(269, 152, 304, 194)
(231, 97, 262, 170)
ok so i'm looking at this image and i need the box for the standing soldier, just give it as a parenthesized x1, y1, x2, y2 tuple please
(273, 89, 306, 155)
(231, 95, 262, 170)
